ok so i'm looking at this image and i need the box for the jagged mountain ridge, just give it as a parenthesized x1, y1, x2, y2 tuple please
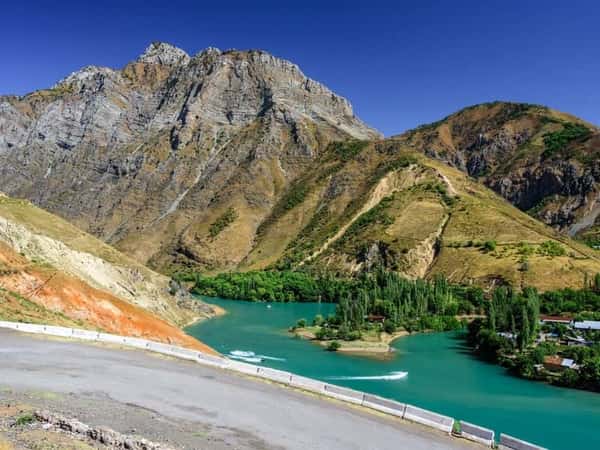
(0, 42, 379, 270)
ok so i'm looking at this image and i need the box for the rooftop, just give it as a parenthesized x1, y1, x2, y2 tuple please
(573, 321, 600, 330)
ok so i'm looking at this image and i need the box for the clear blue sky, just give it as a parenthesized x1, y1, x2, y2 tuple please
(2, 0, 598, 136)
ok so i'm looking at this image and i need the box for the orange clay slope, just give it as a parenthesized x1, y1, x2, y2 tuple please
(0, 241, 216, 355)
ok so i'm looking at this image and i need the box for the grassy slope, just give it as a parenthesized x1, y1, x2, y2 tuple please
(0, 241, 215, 353)
(0, 194, 218, 327)
(237, 140, 600, 291)
(0, 195, 216, 352)
(0, 196, 154, 271)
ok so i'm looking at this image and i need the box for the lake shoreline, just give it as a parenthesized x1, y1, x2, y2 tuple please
(292, 327, 410, 355)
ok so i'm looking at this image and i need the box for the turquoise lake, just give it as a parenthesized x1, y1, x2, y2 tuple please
(186, 297, 600, 449)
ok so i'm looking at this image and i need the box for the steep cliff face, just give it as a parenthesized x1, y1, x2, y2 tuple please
(393, 102, 600, 238)
(0, 42, 379, 272)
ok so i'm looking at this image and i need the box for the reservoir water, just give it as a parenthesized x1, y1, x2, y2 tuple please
(187, 297, 600, 449)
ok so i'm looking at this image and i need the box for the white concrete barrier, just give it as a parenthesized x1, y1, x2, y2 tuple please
(289, 375, 326, 394)
(197, 352, 229, 368)
(168, 347, 201, 361)
(499, 433, 547, 450)
(323, 384, 365, 405)
(122, 337, 151, 350)
(362, 394, 406, 417)
(145, 341, 172, 353)
(42, 325, 74, 337)
(257, 367, 292, 384)
(404, 404, 454, 433)
(71, 329, 100, 341)
(16, 323, 46, 333)
(459, 420, 495, 447)
(97, 333, 128, 345)
(228, 360, 260, 376)
(145, 342, 196, 361)
(0, 321, 19, 330)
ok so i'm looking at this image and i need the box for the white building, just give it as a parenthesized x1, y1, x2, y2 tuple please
(572, 321, 600, 331)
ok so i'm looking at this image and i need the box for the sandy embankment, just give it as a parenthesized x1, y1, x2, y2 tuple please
(292, 327, 409, 355)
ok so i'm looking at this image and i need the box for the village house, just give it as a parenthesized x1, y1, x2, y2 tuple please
(540, 315, 573, 325)
(572, 320, 600, 331)
(543, 355, 576, 372)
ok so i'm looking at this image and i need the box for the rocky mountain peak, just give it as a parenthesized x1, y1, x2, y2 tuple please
(0, 42, 381, 267)
(137, 41, 190, 66)
(194, 46, 222, 58)
(53, 65, 116, 88)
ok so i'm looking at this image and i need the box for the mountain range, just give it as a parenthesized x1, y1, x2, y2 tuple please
(1, 42, 599, 295)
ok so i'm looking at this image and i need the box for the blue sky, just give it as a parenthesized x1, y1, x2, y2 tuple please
(2, 0, 598, 136)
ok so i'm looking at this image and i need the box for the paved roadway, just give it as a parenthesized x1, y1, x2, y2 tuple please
(0, 329, 478, 450)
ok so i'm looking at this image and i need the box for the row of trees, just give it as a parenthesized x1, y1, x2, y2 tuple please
(189, 269, 484, 336)
(488, 286, 540, 349)
(539, 274, 600, 316)
(330, 271, 483, 334)
(190, 270, 354, 303)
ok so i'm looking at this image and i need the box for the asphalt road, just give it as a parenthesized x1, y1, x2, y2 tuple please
(0, 329, 478, 450)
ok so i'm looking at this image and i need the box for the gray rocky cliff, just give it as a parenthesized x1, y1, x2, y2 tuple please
(0, 42, 381, 271)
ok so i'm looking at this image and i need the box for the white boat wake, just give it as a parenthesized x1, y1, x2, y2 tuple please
(229, 355, 263, 363)
(327, 371, 408, 381)
(228, 350, 286, 363)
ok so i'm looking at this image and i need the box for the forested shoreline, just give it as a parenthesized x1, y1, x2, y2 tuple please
(182, 268, 600, 390)
(181, 269, 485, 338)
(468, 281, 600, 392)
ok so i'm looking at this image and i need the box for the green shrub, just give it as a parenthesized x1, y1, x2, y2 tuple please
(483, 240, 497, 252)
(329, 140, 369, 161)
(327, 341, 341, 351)
(282, 184, 309, 211)
(517, 242, 535, 256)
(538, 240, 566, 257)
(542, 123, 591, 159)
(15, 413, 35, 426)
(346, 330, 362, 341)
(383, 319, 396, 334)
(209, 207, 238, 238)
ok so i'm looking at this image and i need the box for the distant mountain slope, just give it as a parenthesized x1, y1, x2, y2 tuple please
(239, 140, 600, 291)
(0, 42, 379, 271)
(393, 102, 600, 240)
(0, 193, 215, 351)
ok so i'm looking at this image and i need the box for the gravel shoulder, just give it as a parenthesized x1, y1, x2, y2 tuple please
(0, 329, 478, 450)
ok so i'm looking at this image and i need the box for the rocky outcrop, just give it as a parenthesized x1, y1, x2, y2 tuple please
(0, 42, 380, 272)
(34, 410, 175, 449)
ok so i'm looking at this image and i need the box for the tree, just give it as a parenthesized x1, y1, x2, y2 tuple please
(327, 341, 341, 352)
(520, 305, 530, 350)
(580, 357, 600, 390)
